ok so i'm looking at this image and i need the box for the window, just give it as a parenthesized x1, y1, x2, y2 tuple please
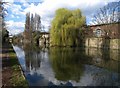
(95, 29, 102, 37)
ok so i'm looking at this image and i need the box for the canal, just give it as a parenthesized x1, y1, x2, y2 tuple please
(13, 44, 120, 86)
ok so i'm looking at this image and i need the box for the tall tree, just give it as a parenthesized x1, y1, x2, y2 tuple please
(24, 12, 41, 43)
(30, 14, 34, 31)
(34, 13, 41, 31)
(50, 8, 86, 47)
(0, 1, 9, 43)
(24, 12, 31, 42)
(92, 1, 120, 25)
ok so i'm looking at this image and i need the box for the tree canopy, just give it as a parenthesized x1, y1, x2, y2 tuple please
(50, 8, 86, 47)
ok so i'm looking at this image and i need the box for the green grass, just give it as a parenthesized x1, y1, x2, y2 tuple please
(10, 65, 28, 88)
(10, 51, 29, 87)
(3, 43, 29, 87)
(9, 52, 16, 57)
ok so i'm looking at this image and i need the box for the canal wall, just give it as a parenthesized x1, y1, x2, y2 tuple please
(85, 38, 120, 49)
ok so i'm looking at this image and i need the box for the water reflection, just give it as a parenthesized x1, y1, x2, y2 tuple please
(49, 48, 90, 82)
(13, 44, 120, 86)
(85, 48, 120, 73)
(23, 44, 41, 72)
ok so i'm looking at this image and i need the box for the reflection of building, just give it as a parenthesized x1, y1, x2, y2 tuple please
(85, 48, 119, 72)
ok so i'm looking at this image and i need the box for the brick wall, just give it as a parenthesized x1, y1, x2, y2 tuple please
(86, 23, 120, 39)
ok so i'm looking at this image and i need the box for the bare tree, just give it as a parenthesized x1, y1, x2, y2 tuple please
(34, 13, 41, 31)
(92, 1, 120, 25)
(24, 12, 41, 42)
(24, 12, 31, 42)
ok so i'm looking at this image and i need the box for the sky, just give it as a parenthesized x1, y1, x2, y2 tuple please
(3, 0, 120, 35)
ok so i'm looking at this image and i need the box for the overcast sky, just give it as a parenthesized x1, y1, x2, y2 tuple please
(3, 0, 120, 35)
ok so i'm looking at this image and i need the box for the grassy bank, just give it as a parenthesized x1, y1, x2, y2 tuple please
(2, 42, 29, 88)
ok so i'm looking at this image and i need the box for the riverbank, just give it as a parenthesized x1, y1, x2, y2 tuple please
(1, 42, 29, 88)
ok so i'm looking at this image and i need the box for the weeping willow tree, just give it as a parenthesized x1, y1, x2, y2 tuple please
(50, 8, 86, 47)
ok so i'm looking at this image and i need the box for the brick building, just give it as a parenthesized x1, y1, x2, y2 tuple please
(85, 22, 120, 39)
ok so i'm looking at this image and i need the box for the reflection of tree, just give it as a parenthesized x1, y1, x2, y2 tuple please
(49, 48, 91, 82)
(101, 49, 110, 62)
(23, 43, 41, 72)
(49, 47, 120, 82)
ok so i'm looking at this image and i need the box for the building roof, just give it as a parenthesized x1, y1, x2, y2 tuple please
(40, 32, 49, 34)
(88, 22, 120, 27)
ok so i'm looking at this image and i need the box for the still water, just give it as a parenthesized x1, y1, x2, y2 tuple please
(13, 44, 120, 87)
